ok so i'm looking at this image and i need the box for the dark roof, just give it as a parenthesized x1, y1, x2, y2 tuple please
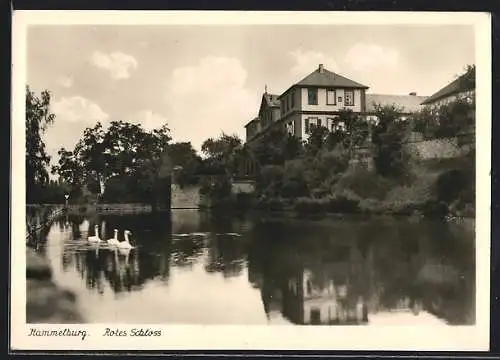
(263, 93, 280, 107)
(279, 66, 368, 99)
(421, 73, 475, 105)
(366, 94, 428, 113)
(244, 117, 260, 128)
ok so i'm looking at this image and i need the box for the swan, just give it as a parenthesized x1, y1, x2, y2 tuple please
(117, 230, 134, 249)
(107, 229, 120, 246)
(88, 225, 103, 243)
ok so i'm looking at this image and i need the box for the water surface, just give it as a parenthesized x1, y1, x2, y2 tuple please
(38, 210, 475, 325)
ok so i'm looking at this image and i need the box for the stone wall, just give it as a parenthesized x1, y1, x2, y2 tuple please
(404, 137, 463, 160)
(232, 180, 256, 194)
(171, 184, 202, 209)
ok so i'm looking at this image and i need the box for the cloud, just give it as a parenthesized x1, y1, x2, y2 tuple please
(343, 42, 400, 72)
(164, 56, 255, 150)
(127, 110, 169, 131)
(289, 49, 339, 77)
(52, 96, 109, 124)
(90, 51, 138, 80)
(57, 75, 74, 88)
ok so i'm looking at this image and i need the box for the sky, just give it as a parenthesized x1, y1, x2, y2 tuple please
(26, 24, 475, 165)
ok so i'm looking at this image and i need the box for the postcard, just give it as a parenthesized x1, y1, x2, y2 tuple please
(11, 10, 491, 351)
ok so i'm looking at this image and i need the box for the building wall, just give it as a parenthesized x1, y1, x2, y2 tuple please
(280, 89, 300, 119)
(299, 113, 347, 140)
(425, 90, 475, 108)
(300, 88, 364, 112)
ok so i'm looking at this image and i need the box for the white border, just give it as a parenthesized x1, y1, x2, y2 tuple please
(11, 11, 492, 351)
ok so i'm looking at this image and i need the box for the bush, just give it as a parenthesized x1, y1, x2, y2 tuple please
(326, 189, 361, 213)
(256, 196, 287, 211)
(294, 197, 328, 215)
(336, 168, 395, 200)
(359, 198, 386, 214)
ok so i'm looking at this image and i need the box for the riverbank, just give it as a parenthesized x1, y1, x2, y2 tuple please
(26, 247, 84, 323)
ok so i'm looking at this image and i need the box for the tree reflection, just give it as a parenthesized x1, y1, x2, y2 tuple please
(247, 216, 475, 326)
(204, 234, 247, 278)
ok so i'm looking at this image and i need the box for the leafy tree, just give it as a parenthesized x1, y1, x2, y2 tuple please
(371, 104, 413, 181)
(201, 133, 242, 162)
(53, 120, 172, 206)
(252, 127, 303, 167)
(26, 86, 56, 202)
(458, 64, 475, 91)
(305, 125, 330, 157)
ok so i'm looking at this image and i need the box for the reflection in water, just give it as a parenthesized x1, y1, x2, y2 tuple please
(38, 211, 475, 325)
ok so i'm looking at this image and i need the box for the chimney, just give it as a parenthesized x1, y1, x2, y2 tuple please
(409, 92, 417, 96)
(319, 64, 324, 73)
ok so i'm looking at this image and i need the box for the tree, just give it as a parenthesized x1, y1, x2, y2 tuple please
(167, 142, 202, 187)
(26, 86, 56, 202)
(53, 120, 172, 206)
(201, 133, 242, 161)
(371, 104, 413, 181)
(458, 64, 475, 91)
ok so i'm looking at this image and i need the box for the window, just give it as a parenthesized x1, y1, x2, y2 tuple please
(327, 117, 336, 131)
(310, 308, 321, 324)
(308, 88, 318, 105)
(338, 96, 342, 103)
(291, 91, 295, 108)
(305, 117, 318, 134)
(288, 94, 292, 110)
(287, 120, 294, 135)
(345, 90, 354, 106)
(317, 118, 322, 127)
(327, 89, 336, 105)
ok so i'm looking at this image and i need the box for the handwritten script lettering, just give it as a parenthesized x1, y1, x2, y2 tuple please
(28, 328, 88, 340)
(103, 328, 162, 337)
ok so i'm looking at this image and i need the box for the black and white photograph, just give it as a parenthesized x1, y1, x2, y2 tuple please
(11, 11, 491, 351)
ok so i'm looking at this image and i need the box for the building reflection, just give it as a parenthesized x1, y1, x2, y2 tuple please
(247, 218, 475, 326)
(255, 243, 369, 325)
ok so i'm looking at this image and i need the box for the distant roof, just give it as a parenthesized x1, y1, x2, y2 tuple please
(244, 117, 260, 128)
(279, 65, 368, 98)
(263, 93, 280, 107)
(421, 71, 475, 105)
(366, 94, 428, 113)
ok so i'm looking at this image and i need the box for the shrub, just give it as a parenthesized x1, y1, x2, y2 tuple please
(256, 196, 287, 211)
(335, 167, 395, 200)
(325, 189, 361, 214)
(359, 198, 386, 214)
(293, 197, 328, 215)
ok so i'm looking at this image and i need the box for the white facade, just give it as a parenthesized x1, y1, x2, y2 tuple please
(300, 88, 363, 112)
(424, 90, 475, 108)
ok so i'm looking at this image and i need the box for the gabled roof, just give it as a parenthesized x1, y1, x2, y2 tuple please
(263, 93, 280, 107)
(366, 94, 428, 113)
(279, 65, 368, 98)
(244, 117, 260, 128)
(297, 68, 369, 89)
(421, 71, 475, 105)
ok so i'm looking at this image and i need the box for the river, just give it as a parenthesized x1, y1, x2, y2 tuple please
(36, 209, 475, 326)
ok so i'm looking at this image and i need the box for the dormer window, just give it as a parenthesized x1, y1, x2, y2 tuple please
(308, 88, 318, 105)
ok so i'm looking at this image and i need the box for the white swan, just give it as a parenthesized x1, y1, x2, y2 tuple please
(107, 229, 120, 246)
(117, 230, 134, 249)
(88, 225, 103, 243)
